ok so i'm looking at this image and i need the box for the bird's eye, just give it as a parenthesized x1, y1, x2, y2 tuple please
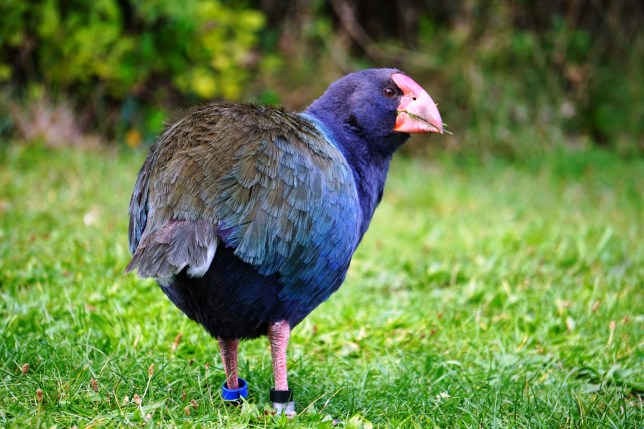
(383, 87, 395, 98)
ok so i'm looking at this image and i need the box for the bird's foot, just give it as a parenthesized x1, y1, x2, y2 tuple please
(221, 378, 248, 401)
(270, 388, 295, 417)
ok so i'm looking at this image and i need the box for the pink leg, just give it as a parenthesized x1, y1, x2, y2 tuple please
(268, 320, 290, 390)
(218, 338, 239, 390)
(268, 320, 295, 416)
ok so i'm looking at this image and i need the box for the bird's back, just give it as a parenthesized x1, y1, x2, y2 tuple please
(126, 102, 361, 337)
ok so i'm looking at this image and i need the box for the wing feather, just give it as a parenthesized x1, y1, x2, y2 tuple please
(127, 103, 360, 304)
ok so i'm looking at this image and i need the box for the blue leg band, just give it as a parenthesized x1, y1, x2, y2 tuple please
(221, 378, 248, 401)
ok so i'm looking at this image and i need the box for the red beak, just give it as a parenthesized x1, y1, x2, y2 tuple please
(391, 73, 443, 134)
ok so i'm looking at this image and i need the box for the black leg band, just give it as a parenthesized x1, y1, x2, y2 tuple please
(270, 388, 294, 403)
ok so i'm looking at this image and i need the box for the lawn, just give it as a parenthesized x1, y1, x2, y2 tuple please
(0, 143, 642, 428)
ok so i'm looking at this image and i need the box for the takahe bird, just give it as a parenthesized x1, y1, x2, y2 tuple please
(126, 68, 442, 415)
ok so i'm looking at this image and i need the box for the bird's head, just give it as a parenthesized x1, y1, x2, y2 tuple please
(306, 68, 443, 147)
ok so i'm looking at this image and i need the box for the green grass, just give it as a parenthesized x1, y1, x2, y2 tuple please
(0, 143, 642, 428)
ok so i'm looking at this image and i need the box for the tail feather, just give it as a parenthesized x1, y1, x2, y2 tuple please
(126, 220, 217, 279)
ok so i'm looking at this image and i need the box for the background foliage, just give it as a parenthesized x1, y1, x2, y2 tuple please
(0, 0, 265, 141)
(0, 0, 642, 154)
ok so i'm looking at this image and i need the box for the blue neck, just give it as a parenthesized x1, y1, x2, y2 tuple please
(301, 109, 409, 240)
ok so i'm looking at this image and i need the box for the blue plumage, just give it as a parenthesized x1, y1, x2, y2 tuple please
(127, 101, 362, 338)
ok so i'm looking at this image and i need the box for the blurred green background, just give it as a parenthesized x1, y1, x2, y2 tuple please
(0, 0, 642, 156)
